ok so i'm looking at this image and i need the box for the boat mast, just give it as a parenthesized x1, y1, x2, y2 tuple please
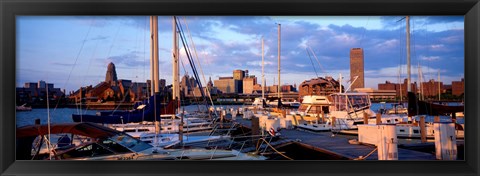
(438, 70, 441, 101)
(406, 16, 411, 93)
(418, 63, 424, 101)
(339, 73, 342, 93)
(46, 81, 51, 160)
(149, 17, 156, 96)
(398, 66, 403, 102)
(150, 16, 160, 144)
(277, 23, 281, 99)
(262, 36, 265, 101)
(153, 17, 160, 95)
(173, 16, 180, 113)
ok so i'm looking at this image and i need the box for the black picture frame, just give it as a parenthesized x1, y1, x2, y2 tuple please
(1, 0, 479, 176)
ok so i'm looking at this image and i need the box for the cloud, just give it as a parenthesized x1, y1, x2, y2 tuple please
(50, 62, 76, 67)
(17, 16, 465, 92)
(295, 64, 308, 68)
(89, 35, 109, 41)
(246, 61, 274, 67)
(420, 55, 441, 61)
(105, 50, 161, 68)
(374, 39, 399, 51)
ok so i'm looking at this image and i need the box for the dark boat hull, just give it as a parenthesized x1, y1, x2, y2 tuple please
(72, 94, 173, 124)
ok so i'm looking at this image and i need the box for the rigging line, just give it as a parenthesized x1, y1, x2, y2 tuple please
(412, 19, 419, 84)
(175, 17, 209, 110)
(81, 19, 108, 114)
(179, 54, 201, 112)
(182, 16, 217, 113)
(106, 22, 123, 62)
(424, 20, 431, 82)
(305, 48, 319, 77)
(143, 16, 148, 99)
(135, 17, 143, 83)
(52, 18, 94, 115)
(359, 16, 370, 48)
(308, 47, 326, 74)
(177, 20, 206, 109)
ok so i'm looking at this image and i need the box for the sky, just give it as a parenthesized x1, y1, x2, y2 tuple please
(16, 16, 464, 93)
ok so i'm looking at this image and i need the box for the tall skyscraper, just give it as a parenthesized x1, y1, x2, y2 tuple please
(350, 48, 364, 90)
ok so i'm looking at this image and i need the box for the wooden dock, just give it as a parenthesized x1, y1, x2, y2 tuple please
(232, 117, 437, 160)
(279, 129, 436, 160)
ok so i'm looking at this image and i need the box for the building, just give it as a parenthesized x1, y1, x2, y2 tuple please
(207, 77, 214, 89)
(452, 78, 465, 96)
(105, 62, 118, 86)
(281, 85, 296, 93)
(298, 76, 343, 97)
(268, 85, 278, 93)
(242, 75, 257, 94)
(146, 79, 166, 95)
(354, 88, 396, 101)
(16, 80, 65, 105)
(69, 62, 151, 103)
(252, 84, 263, 94)
(378, 79, 418, 99)
(419, 79, 443, 98)
(350, 48, 364, 90)
(214, 77, 241, 94)
(180, 74, 199, 97)
(233, 70, 246, 93)
(233, 70, 246, 80)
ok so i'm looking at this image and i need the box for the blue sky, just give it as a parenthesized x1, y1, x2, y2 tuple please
(16, 16, 464, 93)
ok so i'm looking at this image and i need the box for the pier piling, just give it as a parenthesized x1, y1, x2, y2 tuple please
(376, 113, 381, 125)
(363, 112, 368, 125)
(420, 116, 427, 143)
(377, 124, 398, 160)
(434, 122, 457, 160)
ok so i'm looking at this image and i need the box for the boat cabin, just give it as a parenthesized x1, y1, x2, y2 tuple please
(330, 93, 371, 113)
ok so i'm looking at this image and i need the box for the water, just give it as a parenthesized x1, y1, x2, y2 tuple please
(16, 108, 98, 127)
(15, 105, 247, 127)
(16, 103, 463, 127)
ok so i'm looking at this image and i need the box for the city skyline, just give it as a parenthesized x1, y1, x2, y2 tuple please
(16, 16, 464, 92)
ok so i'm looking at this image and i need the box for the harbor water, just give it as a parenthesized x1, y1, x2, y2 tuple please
(16, 103, 464, 127)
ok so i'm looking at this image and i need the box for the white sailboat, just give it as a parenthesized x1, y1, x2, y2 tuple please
(134, 16, 228, 148)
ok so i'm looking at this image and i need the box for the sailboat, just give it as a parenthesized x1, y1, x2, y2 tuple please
(17, 16, 264, 160)
(16, 122, 264, 160)
(347, 16, 464, 139)
(70, 16, 237, 148)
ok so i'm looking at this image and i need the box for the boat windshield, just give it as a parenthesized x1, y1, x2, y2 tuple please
(332, 94, 370, 112)
(110, 133, 152, 152)
(298, 104, 309, 112)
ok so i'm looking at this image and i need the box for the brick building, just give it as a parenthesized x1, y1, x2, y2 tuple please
(350, 48, 364, 90)
(452, 78, 465, 96)
(298, 76, 342, 97)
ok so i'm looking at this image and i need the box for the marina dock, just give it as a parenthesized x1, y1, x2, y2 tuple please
(232, 117, 437, 160)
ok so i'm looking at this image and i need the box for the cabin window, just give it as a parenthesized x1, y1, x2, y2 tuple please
(399, 129, 405, 132)
(387, 120, 391, 123)
(308, 106, 323, 114)
(413, 130, 419, 134)
(61, 143, 116, 159)
(298, 105, 309, 112)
